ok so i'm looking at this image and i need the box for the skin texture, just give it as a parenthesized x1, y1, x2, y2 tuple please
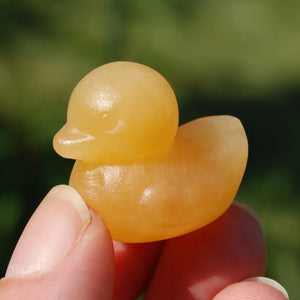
(0, 186, 288, 300)
(112, 241, 163, 299)
(143, 204, 267, 299)
(213, 280, 288, 300)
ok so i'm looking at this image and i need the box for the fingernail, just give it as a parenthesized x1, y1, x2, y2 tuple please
(5, 185, 90, 278)
(232, 201, 263, 230)
(246, 277, 289, 299)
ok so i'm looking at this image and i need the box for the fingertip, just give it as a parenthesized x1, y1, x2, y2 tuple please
(213, 277, 289, 300)
(5, 185, 91, 278)
(245, 277, 289, 299)
(1, 185, 115, 299)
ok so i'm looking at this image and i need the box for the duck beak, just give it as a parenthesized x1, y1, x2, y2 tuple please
(53, 123, 94, 160)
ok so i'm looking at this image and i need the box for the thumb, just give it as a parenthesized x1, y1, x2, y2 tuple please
(0, 185, 114, 300)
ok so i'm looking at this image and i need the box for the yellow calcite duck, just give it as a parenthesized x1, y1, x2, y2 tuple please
(53, 61, 248, 243)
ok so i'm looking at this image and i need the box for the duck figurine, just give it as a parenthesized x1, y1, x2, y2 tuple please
(53, 61, 248, 243)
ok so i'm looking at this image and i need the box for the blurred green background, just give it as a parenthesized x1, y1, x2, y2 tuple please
(0, 0, 299, 298)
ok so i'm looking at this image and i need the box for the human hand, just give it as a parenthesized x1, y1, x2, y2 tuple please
(0, 185, 289, 299)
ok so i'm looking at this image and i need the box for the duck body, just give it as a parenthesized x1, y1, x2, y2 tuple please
(69, 115, 248, 242)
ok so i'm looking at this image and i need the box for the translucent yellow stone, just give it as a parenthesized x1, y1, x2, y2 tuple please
(53, 61, 248, 242)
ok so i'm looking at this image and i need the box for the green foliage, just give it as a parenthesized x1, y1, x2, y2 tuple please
(0, 0, 299, 298)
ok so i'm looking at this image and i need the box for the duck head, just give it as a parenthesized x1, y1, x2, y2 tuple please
(53, 61, 179, 164)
